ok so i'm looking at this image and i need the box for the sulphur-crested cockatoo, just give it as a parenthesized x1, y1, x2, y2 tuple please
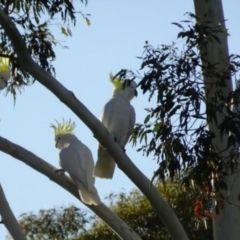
(0, 54, 10, 90)
(93, 74, 137, 179)
(51, 119, 101, 205)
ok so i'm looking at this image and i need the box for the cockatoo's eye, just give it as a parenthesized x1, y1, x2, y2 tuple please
(55, 137, 61, 148)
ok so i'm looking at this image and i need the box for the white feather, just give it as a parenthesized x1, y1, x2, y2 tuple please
(93, 81, 137, 179)
(58, 135, 101, 205)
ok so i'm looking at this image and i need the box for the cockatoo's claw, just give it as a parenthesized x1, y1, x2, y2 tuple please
(120, 145, 126, 152)
(112, 136, 126, 152)
(55, 168, 65, 174)
(113, 136, 125, 151)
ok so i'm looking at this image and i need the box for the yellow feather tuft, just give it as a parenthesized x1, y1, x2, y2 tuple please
(50, 119, 76, 137)
(0, 54, 10, 74)
(109, 72, 125, 89)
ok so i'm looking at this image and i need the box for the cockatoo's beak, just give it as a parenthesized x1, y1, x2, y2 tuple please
(134, 89, 138, 97)
(0, 80, 7, 90)
(55, 141, 58, 148)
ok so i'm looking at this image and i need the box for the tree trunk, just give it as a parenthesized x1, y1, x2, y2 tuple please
(0, 183, 27, 240)
(193, 1, 240, 239)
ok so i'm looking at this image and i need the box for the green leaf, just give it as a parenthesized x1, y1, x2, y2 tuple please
(171, 22, 184, 29)
(153, 122, 163, 132)
(168, 105, 181, 118)
(85, 17, 91, 26)
(67, 28, 72, 36)
(61, 27, 69, 36)
(144, 114, 151, 124)
(33, 10, 39, 24)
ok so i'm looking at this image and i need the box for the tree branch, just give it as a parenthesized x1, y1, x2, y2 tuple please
(0, 183, 27, 240)
(0, 136, 141, 240)
(0, 9, 189, 240)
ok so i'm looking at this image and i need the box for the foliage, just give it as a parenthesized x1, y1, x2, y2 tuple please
(6, 205, 89, 240)
(12, 184, 213, 240)
(113, 13, 240, 199)
(0, 0, 89, 98)
(79, 183, 213, 240)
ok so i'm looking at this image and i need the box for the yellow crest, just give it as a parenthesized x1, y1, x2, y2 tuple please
(0, 54, 10, 74)
(109, 72, 125, 89)
(50, 119, 76, 137)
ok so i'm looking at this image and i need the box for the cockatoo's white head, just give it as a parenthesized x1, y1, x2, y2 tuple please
(0, 54, 10, 90)
(50, 119, 78, 149)
(110, 73, 138, 100)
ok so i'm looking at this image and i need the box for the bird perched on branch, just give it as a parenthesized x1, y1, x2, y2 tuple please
(93, 73, 137, 179)
(51, 119, 101, 205)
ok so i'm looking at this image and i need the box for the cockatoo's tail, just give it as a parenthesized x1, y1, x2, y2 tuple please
(0, 55, 10, 74)
(50, 119, 76, 137)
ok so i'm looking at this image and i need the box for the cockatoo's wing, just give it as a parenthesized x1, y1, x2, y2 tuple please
(122, 105, 136, 146)
(100, 100, 114, 129)
(59, 141, 101, 205)
(93, 100, 116, 179)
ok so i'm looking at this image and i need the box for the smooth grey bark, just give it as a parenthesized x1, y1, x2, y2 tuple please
(0, 136, 141, 240)
(0, 9, 189, 240)
(0, 183, 27, 240)
(193, 1, 240, 240)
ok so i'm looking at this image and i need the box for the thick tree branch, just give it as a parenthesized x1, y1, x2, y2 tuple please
(0, 183, 27, 240)
(0, 9, 189, 240)
(0, 136, 141, 240)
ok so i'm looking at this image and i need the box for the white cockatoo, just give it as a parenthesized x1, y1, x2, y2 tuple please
(93, 74, 138, 179)
(0, 54, 10, 90)
(51, 119, 101, 205)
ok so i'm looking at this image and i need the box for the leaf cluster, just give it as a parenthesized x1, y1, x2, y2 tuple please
(11, 205, 88, 240)
(121, 14, 240, 193)
(13, 184, 213, 240)
(0, 0, 87, 98)
(78, 184, 213, 240)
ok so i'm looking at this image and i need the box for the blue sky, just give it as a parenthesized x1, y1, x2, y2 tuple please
(0, 0, 239, 238)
